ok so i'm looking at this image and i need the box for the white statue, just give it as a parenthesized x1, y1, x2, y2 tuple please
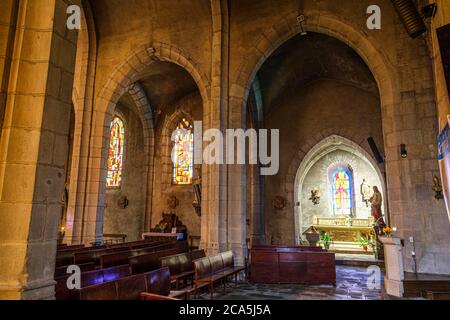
(360, 179, 372, 207)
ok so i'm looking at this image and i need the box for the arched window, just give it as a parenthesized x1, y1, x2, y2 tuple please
(330, 165, 354, 216)
(172, 118, 194, 185)
(107, 116, 125, 188)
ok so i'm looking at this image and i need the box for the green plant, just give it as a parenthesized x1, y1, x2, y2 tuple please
(354, 237, 373, 251)
(320, 232, 332, 250)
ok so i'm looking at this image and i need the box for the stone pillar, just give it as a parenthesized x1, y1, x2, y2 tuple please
(0, 0, 17, 141)
(200, 0, 230, 256)
(250, 163, 265, 245)
(379, 237, 405, 298)
(0, 0, 78, 299)
(64, 0, 98, 245)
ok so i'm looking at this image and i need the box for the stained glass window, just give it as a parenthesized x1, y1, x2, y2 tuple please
(107, 116, 125, 188)
(172, 118, 194, 185)
(332, 170, 352, 212)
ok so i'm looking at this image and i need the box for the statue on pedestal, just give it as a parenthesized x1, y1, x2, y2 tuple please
(360, 179, 372, 207)
(369, 186, 386, 227)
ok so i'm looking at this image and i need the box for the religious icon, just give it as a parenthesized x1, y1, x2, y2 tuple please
(369, 186, 385, 226)
(332, 170, 351, 210)
(167, 195, 179, 209)
(360, 179, 372, 207)
(272, 196, 287, 210)
(309, 188, 321, 205)
(432, 175, 443, 200)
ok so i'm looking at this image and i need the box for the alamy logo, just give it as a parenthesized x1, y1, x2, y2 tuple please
(367, 5, 381, 30)
(66, 265, 81, 290)
(171, 121, 280, 176)
(366, 265, 381, 290)
(66, 5, 81, 30)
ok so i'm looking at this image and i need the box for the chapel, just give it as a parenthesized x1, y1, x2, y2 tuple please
(0, 0, 450, 301)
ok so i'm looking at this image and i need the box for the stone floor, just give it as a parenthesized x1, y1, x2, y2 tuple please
(196, 266, 384, 300)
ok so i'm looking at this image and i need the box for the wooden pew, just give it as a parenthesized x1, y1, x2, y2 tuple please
(128, 245, 189, 275)
(79, 267, 187, 300)
(74, 240, 177, 266)
(160, 250, 206, 289)
(425, 291, 450, 300)
(101, 241, 188, 269)
(193, 251, 246, 299)
(55, 264, 131, 300)
(56, 246, 106, 267)
(57, 244, 85, 252)
(54, 262, 96, 278)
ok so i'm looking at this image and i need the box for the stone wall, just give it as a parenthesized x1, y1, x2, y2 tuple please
(0, 0, 79, 299)
(103, 102, 146, 242)
(263, 79, 383, 244)
(300, 149, 384, 235)
(430, 0, 450, 128)
(150, 92, 203, 239)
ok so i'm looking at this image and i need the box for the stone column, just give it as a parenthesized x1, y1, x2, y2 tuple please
(250, 163, 265, 245)
(379, 237, 405, 298)
(64, 0, 98, 245)
(200, 0, 229, 256)
(0, 0, 17, 141)
(0, 0, 78, 299)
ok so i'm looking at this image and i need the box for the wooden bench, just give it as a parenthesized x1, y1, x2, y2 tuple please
(193, 251, 246, 299)
(54, 262, 96, 278)
(425, 291, 450, 300)
(160, 250, 206, 289)
(103, 233, 127, 244)
(74, 240, 178, 266)
(56, 264, 131, 300)
(102, 240, 188, 269)
(56, 245, 107, 267)
(57, 244, 86, 252)
(128, 247, 187, 275)
(79, 267, 187, 300)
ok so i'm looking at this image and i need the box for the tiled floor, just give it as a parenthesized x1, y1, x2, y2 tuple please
(196, 266, 384, 300)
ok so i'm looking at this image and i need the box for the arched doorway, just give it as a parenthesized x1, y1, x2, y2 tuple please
(294, 135, 388, 254)
(243, 31, 386, 246)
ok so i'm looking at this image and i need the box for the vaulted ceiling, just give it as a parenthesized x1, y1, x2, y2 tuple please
(256, 32, 379, 114)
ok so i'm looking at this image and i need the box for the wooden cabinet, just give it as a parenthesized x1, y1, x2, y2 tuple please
(250, 245, 336, 285)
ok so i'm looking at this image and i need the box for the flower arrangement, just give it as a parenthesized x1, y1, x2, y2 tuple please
(381, 226, 396, 237)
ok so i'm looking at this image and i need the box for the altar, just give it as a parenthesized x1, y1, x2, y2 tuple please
(313, 216, 376, 254)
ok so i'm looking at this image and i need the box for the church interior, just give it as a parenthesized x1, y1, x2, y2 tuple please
(1, 0, 450, 301)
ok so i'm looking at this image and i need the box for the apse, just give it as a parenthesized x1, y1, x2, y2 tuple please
(250, 32, 384, 246)
(295, 136, 387, 254)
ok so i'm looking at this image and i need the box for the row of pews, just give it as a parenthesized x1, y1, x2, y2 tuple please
(55, 239, 245, 300)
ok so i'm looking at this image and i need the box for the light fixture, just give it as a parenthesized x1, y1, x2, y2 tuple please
(391, 0, 427, 38)
(423, 3, 438, 19)
(297, 15, 307, 36)
(400, 144, 408, 158)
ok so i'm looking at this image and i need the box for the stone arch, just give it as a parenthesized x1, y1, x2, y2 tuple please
(127, 82, 155, 231)
(228, 9, 399, 248)
(149, 106, 199, 231)
(65, 0, 99, 244)
(230, 9, 399, 126)
(158, 108, 196, 188)
(291, 135, 388, 244)
(79, 44, 210, 242)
